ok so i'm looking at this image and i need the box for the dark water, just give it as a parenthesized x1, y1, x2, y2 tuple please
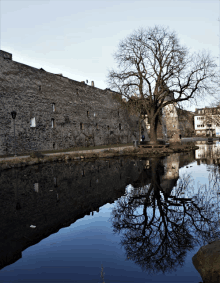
(0, 142, 220, 283)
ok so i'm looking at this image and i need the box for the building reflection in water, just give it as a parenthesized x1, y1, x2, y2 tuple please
(195, 141, 220, 165)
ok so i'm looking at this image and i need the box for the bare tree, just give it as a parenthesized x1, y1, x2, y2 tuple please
(107, 25, 218, 144)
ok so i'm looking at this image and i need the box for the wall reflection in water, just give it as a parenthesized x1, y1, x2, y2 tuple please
(1, 150, 219, 279)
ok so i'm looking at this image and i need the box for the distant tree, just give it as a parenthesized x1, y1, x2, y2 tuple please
(107, 25, 219, 144)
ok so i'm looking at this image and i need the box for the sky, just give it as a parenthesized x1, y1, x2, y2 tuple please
(1, 0, 219, 112)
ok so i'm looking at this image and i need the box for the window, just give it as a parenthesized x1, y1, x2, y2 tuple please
(107, 126, 109, 131)
(52, 103, 55, 112)
(34, 183, 39, 193)
(39, 86, 41, 91)
(51, 118, 55, 128)
(30, 117, 36, 127)
(87, 111, 89, 117)
(96, 123, 98, 129)
(119, 123, 121, 130)
(80, 123, 84, 130)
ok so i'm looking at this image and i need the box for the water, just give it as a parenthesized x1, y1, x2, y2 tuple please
(0, 142, 220, 283)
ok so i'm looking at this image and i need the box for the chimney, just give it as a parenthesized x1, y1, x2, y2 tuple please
(91, 81, 94, 87)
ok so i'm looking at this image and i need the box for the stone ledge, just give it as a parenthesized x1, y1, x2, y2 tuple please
(0, 144, 199, 171)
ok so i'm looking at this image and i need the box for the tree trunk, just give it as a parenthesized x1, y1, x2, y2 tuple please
(149, 116, 159, 144)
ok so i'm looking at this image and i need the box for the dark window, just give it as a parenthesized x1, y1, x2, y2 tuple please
(87, 111, 89, 117)
(80, 123, 84, 130)
(119, 123, 121, 130)
(39, 86, 41, 91)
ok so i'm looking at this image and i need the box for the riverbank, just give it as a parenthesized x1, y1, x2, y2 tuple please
(0, 142, 199, 171)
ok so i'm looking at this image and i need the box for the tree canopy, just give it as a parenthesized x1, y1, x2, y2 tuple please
(107, 25, 219, 143)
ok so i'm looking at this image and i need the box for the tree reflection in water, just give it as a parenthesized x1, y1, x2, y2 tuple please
(110, 157, 220, 274)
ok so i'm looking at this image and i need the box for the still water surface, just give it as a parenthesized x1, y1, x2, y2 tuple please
(1, 142, 220, 283)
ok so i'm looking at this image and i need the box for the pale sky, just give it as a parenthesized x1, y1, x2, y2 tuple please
(1, 0, 219, 112)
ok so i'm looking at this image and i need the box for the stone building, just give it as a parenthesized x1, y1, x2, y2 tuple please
(141, 92, 182, 142)
(0, 50, 139, 156)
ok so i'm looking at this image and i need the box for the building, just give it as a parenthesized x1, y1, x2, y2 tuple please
(0, 50, 139, 156)
(194, 107, 220, 137)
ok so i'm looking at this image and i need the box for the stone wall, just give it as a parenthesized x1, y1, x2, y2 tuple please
(0, 50, 139, 156)
(177, 109, 194, 137)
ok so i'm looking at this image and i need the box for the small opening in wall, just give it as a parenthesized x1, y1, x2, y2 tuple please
(96, 123, 98, 129)
(136, 121, 138, 125)
(87, 111, 89, 117)
(53, 142, 55, 149)
(54, 177, 57, 187)
(107, 126, 109, 131)
(76, 88, 79, 95)
(34, 183, 39, 193)
(52, 103, 55, 112)
(80, 123, 84, 130)
(119, 123, 121, 130)
(82, 170, 85, 177)
(30, 117, 36, 127)
(51, 119, 55, 128)
(39, 86, 41, 91)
